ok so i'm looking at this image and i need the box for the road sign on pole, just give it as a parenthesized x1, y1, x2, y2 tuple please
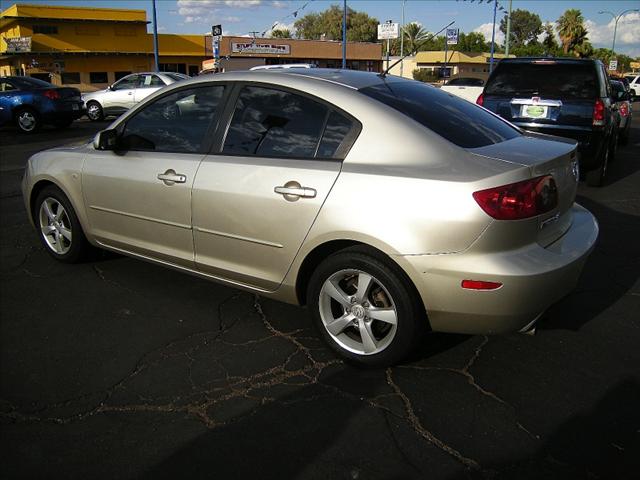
(212, 24, 222, 69)
(446, 28, 459, 45)
(608, 59, 618, 71)
(377, 22, 399, 40)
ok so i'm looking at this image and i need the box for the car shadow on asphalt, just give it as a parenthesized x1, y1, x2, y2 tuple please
(538, 195, 639, 332)
(448, 378, 640, 479)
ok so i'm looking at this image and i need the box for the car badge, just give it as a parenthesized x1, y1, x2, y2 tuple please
(532, 97, 540, 104)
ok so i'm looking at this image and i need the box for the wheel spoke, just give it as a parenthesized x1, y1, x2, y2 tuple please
(326, 313, 355, 336)
(55, 206, 66, 221)
(366, 307, 397, 325)
(43, 200, 56, 221)
(359, 321, 378, 354)
(53, 232, 63, 253)
(355, 273, 374, 303)
(323, 279, 351, 307)
(58, 226, 72, 241)
(42, 225, 56, 235)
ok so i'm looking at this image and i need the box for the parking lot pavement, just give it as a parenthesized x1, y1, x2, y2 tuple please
(1, 116, 639, 480)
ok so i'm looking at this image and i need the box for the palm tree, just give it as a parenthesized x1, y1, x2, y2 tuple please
(271, 28, 291, 39)
(402, 22, 428, 54)
(557, 9, 589, 55)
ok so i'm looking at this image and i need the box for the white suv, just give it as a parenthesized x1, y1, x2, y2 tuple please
(82, 72, 189, 121)
(625, 74, 639, 100)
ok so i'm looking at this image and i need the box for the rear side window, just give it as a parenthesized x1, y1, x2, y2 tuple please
(485, 63, 598, 99)
(360, 81, 519, 148)
(223, 86, 328, 158)
(317, 111, 353, 158)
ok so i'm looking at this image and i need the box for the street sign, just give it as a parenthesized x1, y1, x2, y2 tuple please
(4, 36, 31, 53)
(446, 28, 459, 45)
(377, 22, 399, 40)
(212, 24, 222, 37)
(608, 59, 618, 71)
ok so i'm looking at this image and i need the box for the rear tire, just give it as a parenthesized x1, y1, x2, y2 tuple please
(14, 107, 40, 134)
(34, 186, 91, 263)
(307, 246, 427, 368)
(585, 144, 609, 187)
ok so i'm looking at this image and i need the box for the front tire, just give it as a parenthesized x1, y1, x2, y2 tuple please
(34, 186, 91, 263)
(86, 101, 104, 121)
(307, 247, 426, 367)
(14, 107, 40, 134)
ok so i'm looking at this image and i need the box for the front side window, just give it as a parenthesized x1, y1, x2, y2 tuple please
(360, 81, 519, 148)
(121, 85, 225, 153)
(223, 86, 328, 158)
(0, 81, 16, 92)
(112, 75, 138, 90)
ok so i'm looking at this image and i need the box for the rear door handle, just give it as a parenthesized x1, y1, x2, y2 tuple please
(274, 181, 316, 201)
(158, 169, 186, 185)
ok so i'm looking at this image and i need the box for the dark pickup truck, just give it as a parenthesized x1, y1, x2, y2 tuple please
(477, 58, 618, 186)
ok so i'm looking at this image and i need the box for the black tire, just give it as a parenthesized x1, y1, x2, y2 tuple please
(34, 185, 91, 263)
(307, 246, 427, 368)
(86, 101, 104, 121)
(14, 107, 41, 134)
(585, 143, 609, 187)
(609, 129, 618, 162)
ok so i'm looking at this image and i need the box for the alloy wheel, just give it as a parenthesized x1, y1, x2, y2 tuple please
(319, 269, 398, 355)
(39, 197, 72, 255)
(17, 111, 37, 132)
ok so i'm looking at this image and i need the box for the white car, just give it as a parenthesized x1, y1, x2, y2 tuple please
(624, 74, 639, 99)
(440, 77, 485, 103)
(82, 72, 190, 121)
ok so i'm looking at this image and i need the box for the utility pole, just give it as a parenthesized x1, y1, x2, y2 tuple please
(342, 0, 347, 69)
(400, 0, 406, 77)
(489, 0, 497, 73)
(505, 0, 512, 57)
(151, 0, 159, 72)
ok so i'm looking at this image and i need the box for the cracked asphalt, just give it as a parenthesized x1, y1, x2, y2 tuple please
(1, 116, 639, 479)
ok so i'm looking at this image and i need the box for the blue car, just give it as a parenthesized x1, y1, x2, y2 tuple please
(0, 76, 85, 133)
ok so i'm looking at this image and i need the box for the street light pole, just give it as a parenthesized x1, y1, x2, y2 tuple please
(505, 0, 512, 57)
(598, 8, 639, 54)
(152, 0, 159, 72)
(342, 0, 347, 69)
(489, 0, 497, 73)
(400, 0, 405, 77)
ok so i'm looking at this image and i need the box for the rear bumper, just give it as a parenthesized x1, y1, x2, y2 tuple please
(41, 102, 86, 122)
(403, 203, 598, 335)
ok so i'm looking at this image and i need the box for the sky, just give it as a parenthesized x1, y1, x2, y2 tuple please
(1, 0, 639, 57)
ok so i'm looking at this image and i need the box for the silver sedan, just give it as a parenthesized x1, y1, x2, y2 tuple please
(81, 71, 189, 121)
(22, 69, 598, 367)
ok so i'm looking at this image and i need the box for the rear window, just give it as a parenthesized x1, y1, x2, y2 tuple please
(485, 62, 597, 100)
(447, 78, 484, 87)
(360, 81, 519, 148)
(11, 76, 55, 89)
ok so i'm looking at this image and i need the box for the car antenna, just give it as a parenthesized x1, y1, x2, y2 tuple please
(379, 21, 455, 78)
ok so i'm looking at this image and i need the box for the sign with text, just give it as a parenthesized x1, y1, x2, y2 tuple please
(4, 36, 31, 53)
(608, 59, 618, 71)
(232, 42, 290, 55)
(212, 24, 222, 38)
(377, 22, 399, 40)
(446, 28, 459, 45)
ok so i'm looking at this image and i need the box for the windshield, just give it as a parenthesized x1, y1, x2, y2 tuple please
(9, 76, 56, 89)
(360, 80, 520, 148)
(485, 63, 597, 99)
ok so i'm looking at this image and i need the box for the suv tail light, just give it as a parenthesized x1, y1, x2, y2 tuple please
(473, 175, 558, 220)
(43, 89, 60, 100)
(476, 93, 484, 106)
(619, 101, 629, 118)
(592, 98, 605, 126)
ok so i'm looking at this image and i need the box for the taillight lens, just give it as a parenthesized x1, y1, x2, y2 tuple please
(592, 98, 605, 126)
(461, 280, 503, 290)
(43, 89, 60, 100)
(476, 93, 484, 106)
(472, 175, 558, 220)
(619, 102, 629, 118)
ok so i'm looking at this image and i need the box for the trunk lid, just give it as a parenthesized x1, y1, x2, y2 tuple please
(469, 133, 579, 247)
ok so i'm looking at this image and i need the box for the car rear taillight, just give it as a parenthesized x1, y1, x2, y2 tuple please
(476, 93, 484, 106)
(592, 98, 605, 126)
(43, 89, 60, 100)
(472, 175, 558, 220)
(619, 102, 629, 118)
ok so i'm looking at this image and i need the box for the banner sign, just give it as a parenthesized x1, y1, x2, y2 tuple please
(446, 28, 459, 45)
(377, 23, 399, 40)
(4, 36, 32, 53)
(232, 42, 290, 55)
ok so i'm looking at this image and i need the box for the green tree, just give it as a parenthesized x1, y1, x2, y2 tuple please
(270, 28, 291, 39)
(500, 9, 543, 48)
(591, 48, 633, 73)
(402, 22, 428, 54)
(294, 4, 378, 42)
(457, 32, 488, 52)
(541, 22, 560, 55)
(557, 9, 589, 55)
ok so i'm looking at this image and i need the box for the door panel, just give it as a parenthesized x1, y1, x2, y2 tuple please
(192, 156, 341, 290)
(83, 151, 203, 266)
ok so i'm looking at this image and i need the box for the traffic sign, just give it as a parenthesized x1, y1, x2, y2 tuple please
(212, 24, 222, 37)
(446, 28, 459, 45)
(608, 59, 618, 71)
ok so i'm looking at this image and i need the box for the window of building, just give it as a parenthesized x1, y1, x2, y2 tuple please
(61, 72, 81, 84)
(75, 25, 98, 35)
(159, 63, 187, 74)
(121, 85, 226, 153)
(188, 65, 199, 76)
(114, 25, 136, 36)
(30, 73, 52, 82)
(115, 71, 131, 81)
(33, 25, 58, 34)
(223, 86, 328, 159)
(89, 72, 108, 84)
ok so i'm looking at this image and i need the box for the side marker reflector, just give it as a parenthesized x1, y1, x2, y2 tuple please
(461, 280, 503, 290)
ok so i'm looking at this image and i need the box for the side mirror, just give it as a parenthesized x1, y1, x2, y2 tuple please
(93, 129, 119, 150)
(108, 84, 115, 91)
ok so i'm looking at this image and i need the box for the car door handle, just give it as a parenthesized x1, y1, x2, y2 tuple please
(157, 169, 186, 185)
(274, 181, 316, 201)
